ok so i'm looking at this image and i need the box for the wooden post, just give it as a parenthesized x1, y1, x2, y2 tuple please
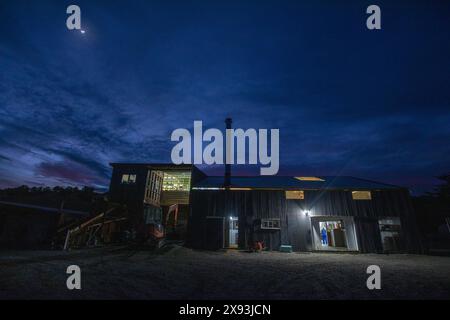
(63, 230, 71, 251)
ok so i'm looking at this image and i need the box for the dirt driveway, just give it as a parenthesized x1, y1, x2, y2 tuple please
(1, 245, 449, 299)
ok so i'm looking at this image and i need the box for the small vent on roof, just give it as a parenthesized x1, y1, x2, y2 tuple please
(295, 177, 325, 181)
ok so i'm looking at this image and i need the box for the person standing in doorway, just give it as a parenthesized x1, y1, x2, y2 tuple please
(321, 227, 328, 245)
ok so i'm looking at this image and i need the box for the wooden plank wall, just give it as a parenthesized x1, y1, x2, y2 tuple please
(187, 188, 422, 253)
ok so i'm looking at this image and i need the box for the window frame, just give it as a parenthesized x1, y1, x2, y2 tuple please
(260, 218, 281, 230)
(351, 190, 372, 200)
(121, 173, 137, 184)
(285, 190, 304, 200)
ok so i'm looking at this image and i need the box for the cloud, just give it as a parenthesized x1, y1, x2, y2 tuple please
(36, 160, 104, 186)
(0, 1, 449, 193)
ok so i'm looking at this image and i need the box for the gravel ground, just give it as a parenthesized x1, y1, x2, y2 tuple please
(0, 245, 449, 300)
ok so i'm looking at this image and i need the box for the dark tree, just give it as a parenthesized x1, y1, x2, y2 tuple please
(413, 174, 450, 236)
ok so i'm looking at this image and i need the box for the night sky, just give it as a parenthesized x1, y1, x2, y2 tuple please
(0, 0, 449, 193)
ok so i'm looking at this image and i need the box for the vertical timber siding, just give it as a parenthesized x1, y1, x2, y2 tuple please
(187, 188, 422, 253)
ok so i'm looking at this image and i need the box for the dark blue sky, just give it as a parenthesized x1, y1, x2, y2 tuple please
(0, 0, 449, 193)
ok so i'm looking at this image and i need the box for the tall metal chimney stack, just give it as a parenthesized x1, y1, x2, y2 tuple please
(224, 118, 232, 188)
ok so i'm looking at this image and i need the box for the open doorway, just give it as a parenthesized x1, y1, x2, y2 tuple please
(379, 217, 403, 252)
(228, 216, 238, 248)
(311, 216, 358, 251)
(319, 220, 347, 250)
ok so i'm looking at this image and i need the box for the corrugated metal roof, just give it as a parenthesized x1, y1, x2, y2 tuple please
(193, 176, 401, 190)
(107, 163, 402, 190)
(109, 163, 194, 170)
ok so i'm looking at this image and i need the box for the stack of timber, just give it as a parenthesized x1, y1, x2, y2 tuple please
(59, 205, 128, 250)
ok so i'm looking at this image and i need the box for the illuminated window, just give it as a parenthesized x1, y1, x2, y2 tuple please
(295, 177, 325, 181)
(162, 171, 191, 191)
(285, 190, 304, 200)
(121, 174, 136, 184)
(352, 191, 372, 200)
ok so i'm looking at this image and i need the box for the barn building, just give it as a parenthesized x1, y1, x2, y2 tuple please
(108, 163, 422, 253)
